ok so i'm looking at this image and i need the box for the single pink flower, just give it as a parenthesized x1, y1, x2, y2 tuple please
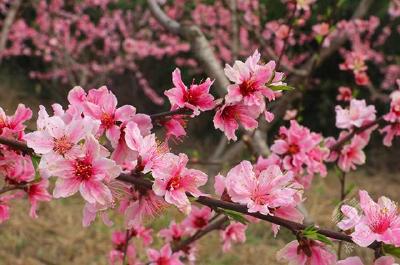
(0, 104, 32, 138)
(121, 187, 166, 227)
(276, 240, 337, 265)
(225, 161, 301, 215)
(0, 149, 35, 184)
(220, 222, 247, 252)
(52, 135, 121, 205)
(164, 68, 215, 116)
(312, 22, 330, 36)
(24, 115, 98, 159)
(162, 115, 187, 140)
(182, 206, 213, 232)
(152, 153, 208, 213)
(335, 99, 376, 129)
(26, 178, 52, 218)
(147, 244, 184, 265)
(82, 201, 114, 227)
(159, 221, 188, 242)
(337, 136, 367, 172)
(346, 190, 400, 247)
(337, 87, 352, 102)
(213, 102, 259, 141)
(124, 121, 165, 173)
(0, 192, 24, 223)
(337, 205, 361, 231)
(82, 86, 137, 146)
(224, 50, 281, 106)
(380, 123, 400, 147)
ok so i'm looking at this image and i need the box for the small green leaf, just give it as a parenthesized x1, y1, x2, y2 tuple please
(383, 244, 400, 258)
(302, 225, 333, 245)
(31, 155, 41, 180)
(270, 85, 295, 91)
(345, 182, 356, 196)
(221, 209, 248, 224)
(315, 35, 323, 44)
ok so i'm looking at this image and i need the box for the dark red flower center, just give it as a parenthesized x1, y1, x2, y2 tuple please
(193, 217, 207, 228)
(74, 158, 93, 180)
(239, 79, 256, 96)
(288, 144, 300, 155)
(166, 175, 181, 190)
(101, 112, 115, 129)
(156, 257, 170, 265)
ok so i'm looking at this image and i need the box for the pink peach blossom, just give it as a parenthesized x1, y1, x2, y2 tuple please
(164, 68, 215, 116)
(338, 190, 400, 247)
(337, 136, 367, 172)
(152, 153, 208, 213)
(213, 102, 260, 141)
(224, 50, 280, 107)
(147, 244, 184, 265)
(335, 99, 376, 129)
(182, 206, 213, 232)
(82, 86, 137, 146)
(52, 135, 121, 205)
(26, 179, 52, 218)
(337, 87, 352, 102)
(220, 222, 247, 252)
(225, 161, 301, 215)
(276, 240, 337, 265)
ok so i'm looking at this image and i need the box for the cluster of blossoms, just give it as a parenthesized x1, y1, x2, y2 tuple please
(1, 46, 400, 264)
(0, 104, 51, 221)
(266, 120, 329, 188)
(326, 99, 377, 172)
(214, 50, 284, 141)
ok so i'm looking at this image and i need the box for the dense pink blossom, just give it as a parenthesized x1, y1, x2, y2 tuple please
(335, 99, 376, 129)
(159, 221, 188, 242)
(164, 68, 215, 116)
(0, 192, 23, 223)
(337, 87, 352, 102)
(220, 222, 247, 252)
(24, 115, 98, 159)
(82, 201, 114, 227)
(276, 240, 337, 265)
(147, 244, 184, 265)
(26, 179, 52, 218)
(109, 231, 142, 265)
(213, 102, 259, 141)
(152, 153, 207, 213)
(0, 104, 32, 138)
(52, 135, 121, 205)
(124, 121, 162, 173)
(224, 50, 281, 107)
(338, 190, 400, 247)
(122, 187, 167, 227)
(270, 120, 328, 187)
(0, 149, 35, 184)
(81, 86, 138, 146)
(225, 161, 301, 215)
(182, 206, 213, 232)
(337, 135, 367, 172)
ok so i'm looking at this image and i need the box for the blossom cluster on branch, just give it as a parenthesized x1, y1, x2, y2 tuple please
(0, 44, 400, 264)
